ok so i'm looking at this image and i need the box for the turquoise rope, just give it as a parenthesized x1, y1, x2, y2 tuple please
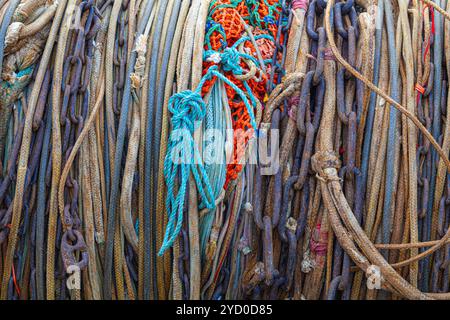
(200, 82, 227, 258)
(210, 48, 258, 129)
(159, 48, 259, 255)
(159, 87, 215, 256)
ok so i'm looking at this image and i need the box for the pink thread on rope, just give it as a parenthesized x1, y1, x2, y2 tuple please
(323, 47, 336, 61)
(292, 0, 309, 10)
(310, 223, 328, 256)
(289, 96, 300, 105)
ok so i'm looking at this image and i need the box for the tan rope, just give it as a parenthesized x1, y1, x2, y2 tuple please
(324, 0, 450, 269)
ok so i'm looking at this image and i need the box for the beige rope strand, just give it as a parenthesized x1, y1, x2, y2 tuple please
(324, 0, 450, 268)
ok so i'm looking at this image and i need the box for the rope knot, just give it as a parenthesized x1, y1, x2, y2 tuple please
(5, 22, 24, 49)
(221, 47, 242, 74)
(244, 202, 253, 212)
(168, 90, 206, 132)
(160, 88, 213, 256)
(311, 151, 342, 183)
(206, 52, 221, 64)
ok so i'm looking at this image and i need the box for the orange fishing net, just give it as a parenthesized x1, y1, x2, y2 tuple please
(203, 0, 283, 188)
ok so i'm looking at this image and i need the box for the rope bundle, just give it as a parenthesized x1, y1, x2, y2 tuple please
(0, 0, 448, 300)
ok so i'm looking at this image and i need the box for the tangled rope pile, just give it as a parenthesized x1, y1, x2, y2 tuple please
(0, 0, 449, 300)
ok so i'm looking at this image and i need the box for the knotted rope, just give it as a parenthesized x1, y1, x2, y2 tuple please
(160, 48, 260, 254)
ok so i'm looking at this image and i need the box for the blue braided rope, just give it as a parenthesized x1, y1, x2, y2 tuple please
(424, 0, 445, 292)
(381, 0, 399, 249)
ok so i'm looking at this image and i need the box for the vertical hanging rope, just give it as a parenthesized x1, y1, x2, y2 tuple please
(0, 0, 449, 301)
